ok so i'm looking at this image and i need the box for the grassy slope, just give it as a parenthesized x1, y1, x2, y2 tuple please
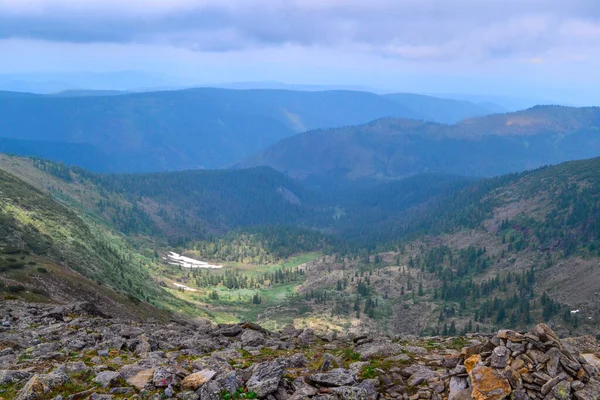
(0, 163, 194, 319)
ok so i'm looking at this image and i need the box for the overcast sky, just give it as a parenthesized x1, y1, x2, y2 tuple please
(1, 0, 599, 104)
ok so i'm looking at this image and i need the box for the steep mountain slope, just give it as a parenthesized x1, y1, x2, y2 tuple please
(0, 88, 421, 172)
(0, 166, 174, 319)
(241, 106, 600, 181)
(0, 155, 329, 243)
(270, 157, 600, 336)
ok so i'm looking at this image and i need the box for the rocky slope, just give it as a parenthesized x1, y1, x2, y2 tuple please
(1, 300, 599, 400)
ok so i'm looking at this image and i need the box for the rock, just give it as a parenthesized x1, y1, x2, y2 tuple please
(401, 346, 427, 355)
(89, 394, 113, 400)
(355, 341, 402, 360)
(286, 353, 309, 368)
(97, 349, 109, 357)
(15, 375, 47, 400)
(247, 361, 285, 398)
(583, 354, 600, 371)
(62, 362, 89, 375)
(490, 346, 510, 369)
(181, 369, 216, 390)
(297, 329, 315, 345)
(319, 354, 343, 372)
(165, 384, 175, 397)
(214, 325, 243, 337)
(406, 366, 435, 387)
(307, 369, 357, 387)
(39, 371, 70, 389)
(444, 353, 462, 368)
(497, 330, 525, 342)
(198, 380, 226, 400)
(329, 386, 371, 400)
(546, 347, 562, 377)
(109, 387, 134, 395)
(0, 369, 32, 384)
(124, 368, 154, 390)
(281, 325, 302, 339)
(449, 388, 473, 400)
(153, 366, 178, 387)
(573, 378, 600, 400)
(552, 380, 571, 400)
(465, 354, 482, 374)
(449, 376, 468, 400)
(93, 371, 121, 388)
(242, 329, 266, 348)
(290, 385, 318, 400)
(469, 366, 512, 400)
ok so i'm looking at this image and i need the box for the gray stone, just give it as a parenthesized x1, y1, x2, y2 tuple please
(319, 353, 343, 372)
(93, 371, 121, 387)
(297, 329, 315, 344)
(0, 369, 32, 385)
(490, 346, 510, 369)
(247, 361, 285, 398)
(355, 341, 402, 360)
(449, 376, 468, 400)
(307, 369, 356, 387)
(330, 386, 371, 400)
(552, 380, 571, 400)
(242, 329, 266, 348)
(39, 371, 70, 389)
(546, 347, 562, 377)
(109, 387, 135, 395)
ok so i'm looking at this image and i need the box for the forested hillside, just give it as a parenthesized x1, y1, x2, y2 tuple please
(241, 106, 600, 181)
(0, 88, 422, 172)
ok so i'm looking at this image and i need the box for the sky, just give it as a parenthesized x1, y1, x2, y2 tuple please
(1, 0, 599, 104)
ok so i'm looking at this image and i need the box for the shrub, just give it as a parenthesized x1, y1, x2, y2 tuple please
(36, 267, 48, 273)
(7, 285, 26, 293)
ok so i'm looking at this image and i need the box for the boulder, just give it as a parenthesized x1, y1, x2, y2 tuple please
(93, 371, 121, 388)
(306, 369, 357, 387)
(0, 369, 32, 385)
(469, 366, 511, 400)
(246, 361, 285, 398)
(15, 375, 47, 400)
(242, 329, 266, 348)
(181, 369, 216, 390)
(355, 341, 402, 360)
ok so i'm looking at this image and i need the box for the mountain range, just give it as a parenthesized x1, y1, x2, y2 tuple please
(241, 105, 600, 181)
(0, 87, 503, 172)
(2, 86, 600, 341)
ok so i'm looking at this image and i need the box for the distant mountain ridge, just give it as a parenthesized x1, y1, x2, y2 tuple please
(0, 87, 503, 172)
(240, 105, 600, 181)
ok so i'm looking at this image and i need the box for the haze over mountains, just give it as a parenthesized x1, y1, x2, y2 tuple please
(241, 105, 600, 182)
(0, 87, 505, 172)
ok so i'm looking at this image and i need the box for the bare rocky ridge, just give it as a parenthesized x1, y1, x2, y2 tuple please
(1, 300, 599, 400)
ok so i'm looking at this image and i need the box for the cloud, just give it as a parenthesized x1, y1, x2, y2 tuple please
(0, 0, 599, 62)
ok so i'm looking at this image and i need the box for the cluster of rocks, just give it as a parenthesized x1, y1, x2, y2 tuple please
(0, 301, 380, 400)
(453, 324, 600, 400)
(1, 300, 599, 400)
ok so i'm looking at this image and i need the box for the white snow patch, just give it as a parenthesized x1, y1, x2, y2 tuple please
(166, 252, 222, 269)
(571, 309, 580, 314)
(173, 282, 198, 291)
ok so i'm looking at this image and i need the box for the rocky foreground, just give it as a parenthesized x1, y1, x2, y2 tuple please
(1, 301, 599, 400)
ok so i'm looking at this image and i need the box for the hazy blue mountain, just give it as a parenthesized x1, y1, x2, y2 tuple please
(0, 71, 178, 93)
(0, 88, 421, 172)
(0, 138, 113, 171)
(240, 106, 600, 181)
(384, 93, 496, 123)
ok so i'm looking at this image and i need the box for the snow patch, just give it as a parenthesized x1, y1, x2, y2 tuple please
(172, 282, 198, 291)
(166, 252, 222, 269)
